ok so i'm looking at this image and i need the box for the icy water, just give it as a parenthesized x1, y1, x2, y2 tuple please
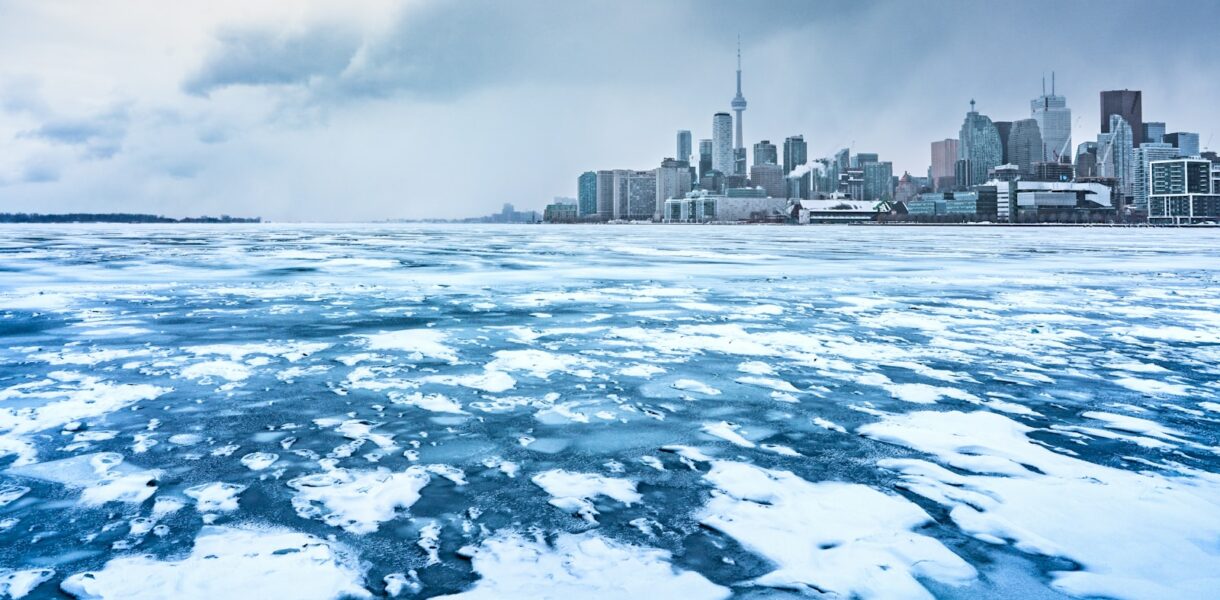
(1, 224, 1219, 600)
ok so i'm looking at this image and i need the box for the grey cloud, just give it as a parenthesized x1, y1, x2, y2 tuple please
(23, 105, 130, 159)
(183, 25, 362, 96)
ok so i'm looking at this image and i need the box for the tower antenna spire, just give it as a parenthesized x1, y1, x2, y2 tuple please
(1052, 71, 1056, 95)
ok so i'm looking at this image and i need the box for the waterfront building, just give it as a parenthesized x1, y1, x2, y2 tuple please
(988, 179, 1114, 223)
(543, 200, 578, 223)
(753, 140, 778, 166)
(664, 189, 787, 223)
(1133, 143, 1180, 210)
(749, 163, 785, 198)
(1008, 119, 1043, 177)
(795, 197, 880, 223)
(1148, 158, 1220, 224)
(595, 170, 617, 221)
(712, 113, 734, 174)
(1031, 76, 1072, 162)
(1101, 90, 1143, 145)
(656, 158, 694, 221)
(957, 100, 1003, 188)
(578, 172, 597, 217)
(931, 139, 959, 191)
(1164, 132, 1200, 157)
(611, 170, 657, 221)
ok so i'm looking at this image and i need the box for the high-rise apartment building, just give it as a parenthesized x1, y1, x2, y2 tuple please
(783, 135, 809, 199)
(993, 121, 1012, 164)
(676, 130, 692, 164)
(656, 159, 693, 221)
(862, 161, 894, 202)
(613, 170, 657, 221)
(712, 113, 734, 174)
(577, 171, 597, 217)
(1133, 143, 1180, 210)
(1148, 158, 1219, 224)
(1097, 115, 1135, 200)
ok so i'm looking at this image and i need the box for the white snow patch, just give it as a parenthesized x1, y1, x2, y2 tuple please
(434, 531, 728, 600)
(288, 466, 430, 534)
(671, 379, 721, 396)
(358, 329, 458, 364)
(60, 525, 370, 600)
(531, 470, 641, 523)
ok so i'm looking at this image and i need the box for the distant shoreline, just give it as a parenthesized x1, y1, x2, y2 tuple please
(0, 213, 261, 224)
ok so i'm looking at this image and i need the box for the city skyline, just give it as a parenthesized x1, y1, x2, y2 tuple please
(1, 0, 1218, 221)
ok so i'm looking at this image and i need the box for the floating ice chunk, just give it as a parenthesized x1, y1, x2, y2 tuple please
(735, 376, 801, 394)
(531, 470, 641, 523)
(211, 444, 240, 457)
(288, 466, 430, 534)
(1113, 376, 1189, 396)
(423, 464, 467, 485)
(485, 349, 596, 379)
(812, 417, 847, 433)
(240, 452, 279, 471)
(358, 329, 458, 364)
(186, 341, 329, 363)
(760, 443, 801, 457)
(860, 410, 1220, 600)
(418, 370, 515, 393)
(481, 457, 520, 478)
(699, 460, 975, 598)
(1121, 325, 1220, 344)
(701, 421, 755, 448)
(433, 531, 729, 600)
(168, 433, 203, 445)
(181, 360, 251, 382)
(0, 568, 54, 599)
(185, 482, 246, 513)
(737, 361, 775, 375)
(1201, 402, 1220, 413)
(671, 379, 721, 396)
(619, 364, 665, 378)
(60, 525, 370, 600)
(418, 521, 442, 565)
(389, 392, 466, 414)
(8, 452, 159, 505)
(332, 419, 398, 449)
(0, 375, 168, 465)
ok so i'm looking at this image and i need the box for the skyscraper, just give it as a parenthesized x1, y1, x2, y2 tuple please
(1075, 142, 1098, 178)
(676, 130, 692, 164)
(753, 140, 777, 166)
(698, 139, 713, 180)
(1101, 90, 1143, 146)
(731, 39, 747, 175)
(993, 121, 1012, 164)
(783, 135, 809, 199)
(1008, 119, 1043, 177)
(1164, 132, 1200, 157)
(1031, 75, 1072, 162)
(595, 170, 617, 221)
(1142, 122, 1166, 145)
(613, 170, 657, 221)
(957, 100, 1003, 188)
(931, 138, 958, 191)
(577, 171, 597, 217)
(1097, 115, 1135, 200)
(712, 113, 734, 174)
(862, 161, 894, 202)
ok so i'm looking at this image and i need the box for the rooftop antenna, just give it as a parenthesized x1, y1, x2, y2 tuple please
(970, 99, 976, 112)
(1042, 75, 1046, 96)
(1052, 71, 1056, 95)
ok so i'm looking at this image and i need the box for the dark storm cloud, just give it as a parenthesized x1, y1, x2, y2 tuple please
(183, 25, 362, 96)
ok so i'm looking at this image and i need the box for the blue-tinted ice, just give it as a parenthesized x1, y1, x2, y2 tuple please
(1, 225, 1218, 599)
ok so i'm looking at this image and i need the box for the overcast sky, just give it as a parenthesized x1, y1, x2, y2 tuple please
(1, 0, 1216, 221)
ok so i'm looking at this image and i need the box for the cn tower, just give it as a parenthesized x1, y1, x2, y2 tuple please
(731, 38, 747, 155)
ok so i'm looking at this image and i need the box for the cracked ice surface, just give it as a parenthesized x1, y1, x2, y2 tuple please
(1, 224, 1219, 599)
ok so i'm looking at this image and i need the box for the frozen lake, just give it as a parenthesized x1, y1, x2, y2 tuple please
(1, 224, 1218, 599)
